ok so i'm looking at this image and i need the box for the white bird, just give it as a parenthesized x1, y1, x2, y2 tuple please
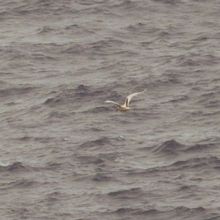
(105, 90, 145, 111)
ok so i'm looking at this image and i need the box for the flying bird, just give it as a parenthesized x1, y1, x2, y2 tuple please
(105, 90, 145, 111)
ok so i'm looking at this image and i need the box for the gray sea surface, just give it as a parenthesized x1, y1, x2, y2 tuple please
(1, 0, 220, 219)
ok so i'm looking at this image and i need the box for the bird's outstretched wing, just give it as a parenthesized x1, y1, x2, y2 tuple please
(105, 100, 121, 107)
(124, 90, 145, 107)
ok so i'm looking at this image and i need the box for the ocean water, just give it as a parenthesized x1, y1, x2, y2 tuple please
(1, 0, 220, 219)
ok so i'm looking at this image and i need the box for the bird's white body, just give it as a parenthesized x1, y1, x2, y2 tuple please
(105, 90, 145, 111)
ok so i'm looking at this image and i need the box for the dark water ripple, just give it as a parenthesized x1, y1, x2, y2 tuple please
(151, 139, 216, 155)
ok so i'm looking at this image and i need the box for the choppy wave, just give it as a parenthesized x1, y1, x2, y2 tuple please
(0, 162, 27, 172)
(1, 0, 220, 219)
(151, 139, 214, 155)
(107, 206, 215, 219)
